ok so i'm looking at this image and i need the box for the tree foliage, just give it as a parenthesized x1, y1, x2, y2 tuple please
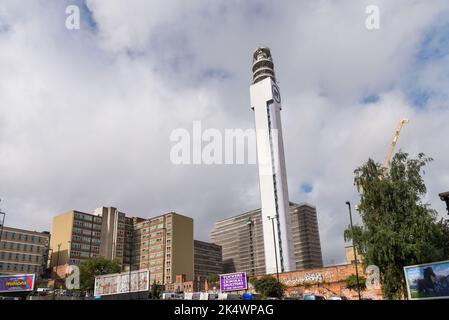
(149, 281, 163, 299)
(252, 275, 286, 299)
(206, 274, 219, 285)
(78, 257, 121, 294)
(345, 274, 367, 292)
(345, 151, 449, 299)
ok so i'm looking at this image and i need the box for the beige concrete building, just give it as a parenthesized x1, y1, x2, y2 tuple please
(50, 210, 101, 270)
(0, 226, 50, 279)
(50, 208, 193, 285)
(211, 202, 323, 276)
(345, 246, 363, 265)
(132, 213, 193, 284)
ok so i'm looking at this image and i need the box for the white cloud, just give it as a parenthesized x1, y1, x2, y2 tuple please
(0, 0, 448, 265)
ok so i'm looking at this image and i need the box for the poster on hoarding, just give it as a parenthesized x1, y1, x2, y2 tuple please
(0, 274, 35, 293)
(404, 260, 449, 300)
(94, 269, 149, 296)
(220, 272, 247, 292)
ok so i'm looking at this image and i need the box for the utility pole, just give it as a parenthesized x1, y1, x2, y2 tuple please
(0, 199, 5, 250)
(346, 201, 362, 300)
(267, 216, 280, 283)
(53, 243, 62, 300)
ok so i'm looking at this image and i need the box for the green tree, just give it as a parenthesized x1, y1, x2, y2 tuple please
(206, 274, 219, 284)
(149, 281, 163, 299)
(345, 151, 449, 299)
(206, 274, 220, 290)
(252, 275, 286, 299)
(345, 274, 367, 292)
(78, 257, 121, 294)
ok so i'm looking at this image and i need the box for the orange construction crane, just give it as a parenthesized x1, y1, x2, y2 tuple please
(355, 118, 409, 209)
(382, 118, 409, 171)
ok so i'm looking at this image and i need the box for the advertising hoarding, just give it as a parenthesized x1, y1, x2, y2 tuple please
(404, 260, 449, 300)
(94, 269, 149, 296)
(0, 274, 35, 293)
(220, 272, 247, 292)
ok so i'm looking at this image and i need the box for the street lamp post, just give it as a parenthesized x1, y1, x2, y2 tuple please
(346, 201, 362, 300)
(128, 234, 132, 298)
(439, 192, 449, 215)
(246, 218, 256, 277)
(267, 216, 280, 283)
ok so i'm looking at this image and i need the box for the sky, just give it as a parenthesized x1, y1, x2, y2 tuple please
(1, 0, 449, 265)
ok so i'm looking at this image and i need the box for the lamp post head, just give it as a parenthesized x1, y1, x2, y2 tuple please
(345, 201, 350, 206)
(439, 191, 449, 201)
(439, 192, 449, 214)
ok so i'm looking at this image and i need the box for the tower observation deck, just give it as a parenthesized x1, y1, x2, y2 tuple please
(252, 47, 277, 84)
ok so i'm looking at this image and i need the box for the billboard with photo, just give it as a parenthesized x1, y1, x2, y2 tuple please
(404, 260, 449, 300)
(220, 272, 248, 292)
(94, 269, 149, 296)
(0, 274, 35, 293)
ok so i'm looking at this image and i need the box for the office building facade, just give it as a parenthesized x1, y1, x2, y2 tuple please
(211, 202, 323, 276)
(0, 226, 50, 279)
(132, 213, 193, 284)
(194, 240, 222, 278)
(50, 208, 193, 285)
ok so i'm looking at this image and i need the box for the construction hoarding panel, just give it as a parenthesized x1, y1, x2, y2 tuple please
(94, 269, 149, 296)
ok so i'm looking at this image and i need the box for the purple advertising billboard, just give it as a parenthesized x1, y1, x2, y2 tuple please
(0, 274, 35, 293)
(220, 272, 247, 292)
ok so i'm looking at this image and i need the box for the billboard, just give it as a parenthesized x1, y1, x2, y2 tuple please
(94, 269, 149, 296)
(404, 260, 449, 300)
(0, 274, 35, 293)
(220, 272, 247, 292)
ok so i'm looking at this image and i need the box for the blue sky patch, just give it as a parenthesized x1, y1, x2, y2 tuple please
(361, 94, 380, 104)
(301, 183, 313, 194)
